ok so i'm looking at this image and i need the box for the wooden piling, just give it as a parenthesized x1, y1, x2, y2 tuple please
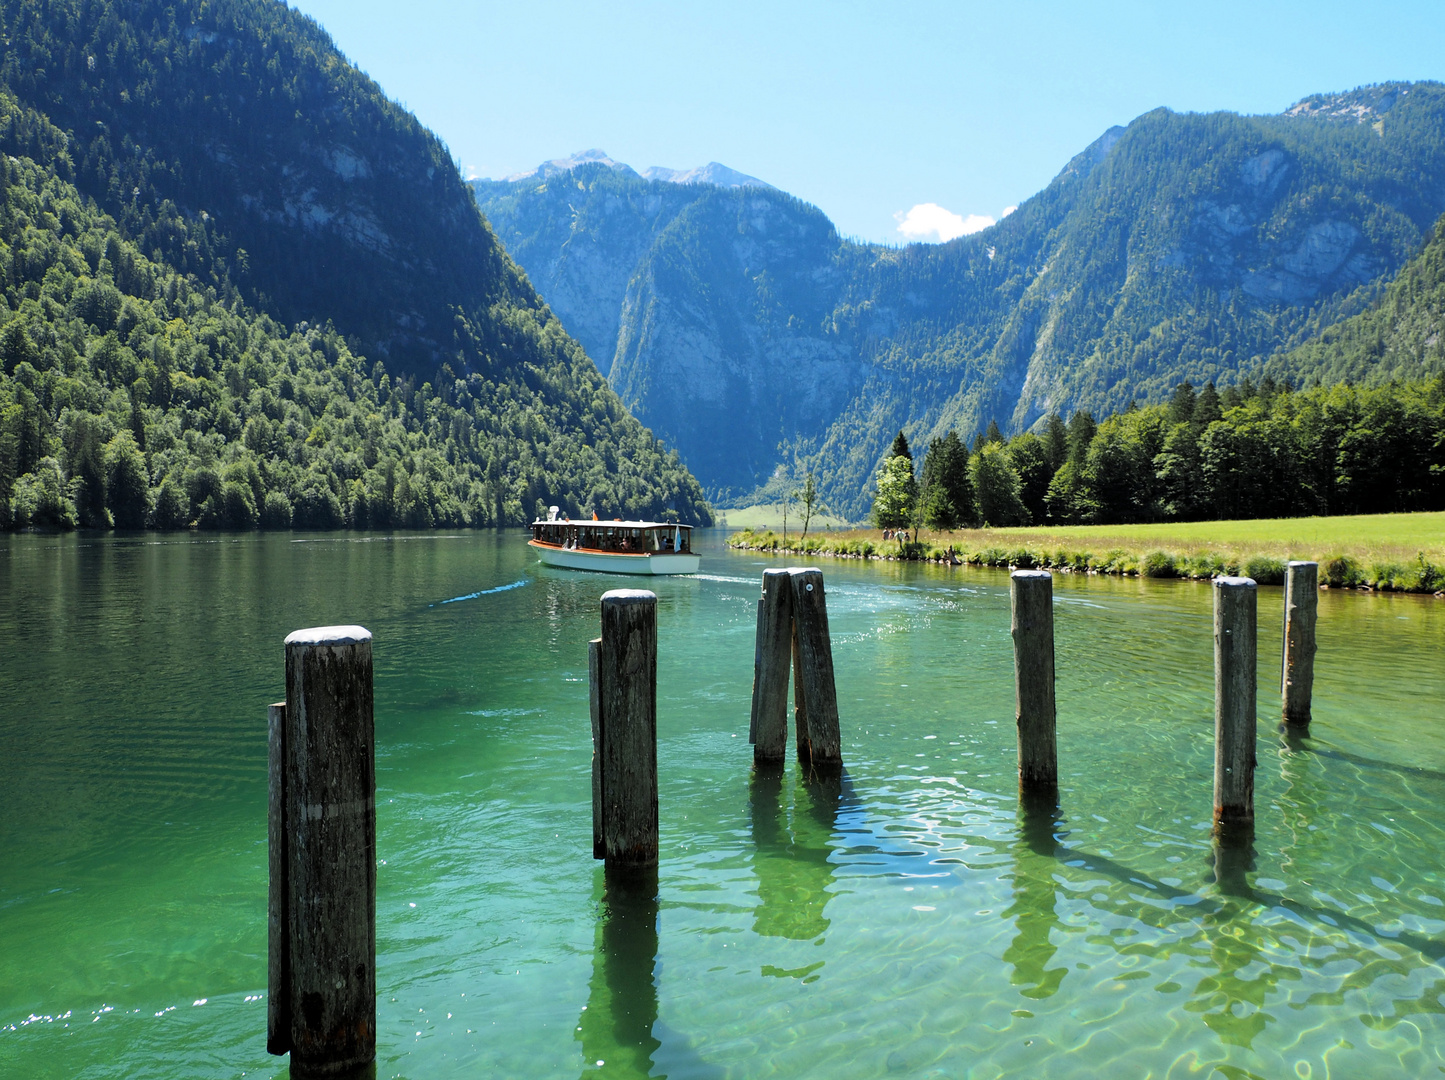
(274, 625, 376, 1077)
(1213, 578, 1257, 831)
(792, 617, 808, 762)
(598, 590, 659, 871)
(1282, 560, 1318, 730)
(748, 598, 762, 746)
(590, 638, 604, 860)
(789, 568, 842, 772)
(1010, 570, 1057, 791)
(749, 570, 794, 765)
(266, 701, 290, 1057)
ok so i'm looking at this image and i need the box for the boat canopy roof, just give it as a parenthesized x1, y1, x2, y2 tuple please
(531, 517, 692, 531)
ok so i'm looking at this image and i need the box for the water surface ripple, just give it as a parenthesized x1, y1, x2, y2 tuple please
(1, 530, 1442, 1079)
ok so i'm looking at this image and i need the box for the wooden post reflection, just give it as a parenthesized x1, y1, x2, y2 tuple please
(576, 869, 660, 1078)
(1003, 790, 1067, 1000)
(1193, 831, 1284, 1050)
(748, 767, 842, 978)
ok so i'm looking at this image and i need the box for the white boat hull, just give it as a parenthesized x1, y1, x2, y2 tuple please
(530, 542, 700, 575)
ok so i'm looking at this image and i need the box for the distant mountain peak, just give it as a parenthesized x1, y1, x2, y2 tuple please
(504, 149, 640, 182)
(1284, 82, 1420, 122)
(499, 150, 772, 190)
(641, 162, 774, 189)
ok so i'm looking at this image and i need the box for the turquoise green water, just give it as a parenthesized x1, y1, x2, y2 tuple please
(2, 530, 1443, 1079)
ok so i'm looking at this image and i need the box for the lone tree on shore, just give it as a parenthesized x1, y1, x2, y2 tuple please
(795, 472, 822, 538)
(873, 431, 918, 530)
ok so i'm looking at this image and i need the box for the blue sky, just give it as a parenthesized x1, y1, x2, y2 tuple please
(290, 1, 1445, 245)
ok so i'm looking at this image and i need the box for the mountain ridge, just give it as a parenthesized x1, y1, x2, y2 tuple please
(499, 148, 771, 189)
(473, 81, 1445, 516)
(0, 0, 712, 529)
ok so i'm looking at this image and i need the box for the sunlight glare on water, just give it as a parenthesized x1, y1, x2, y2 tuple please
(1, 529, 1442, 1079)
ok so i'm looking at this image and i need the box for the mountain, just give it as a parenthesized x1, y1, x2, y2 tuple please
(473, 83, 1445, 517)
(0, 0, 711, 529)
(494, 148, 768, 190)
(1266, 212, 1445, 386)
(500, 150, 771, 190)
(504, 149, 642, 183)
(640, 162, 773, 189)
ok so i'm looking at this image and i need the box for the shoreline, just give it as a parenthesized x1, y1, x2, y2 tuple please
(726, 527, 1445, 596)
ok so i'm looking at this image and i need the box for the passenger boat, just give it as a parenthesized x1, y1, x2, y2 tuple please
(528, 508, 701, 575)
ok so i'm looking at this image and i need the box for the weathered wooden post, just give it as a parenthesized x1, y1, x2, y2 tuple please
(266, 701, 290, 1057)
(1010, 570, 1057, 792)
(589, 638, 604, 860)
(596, 590, 658, 872)
(1282, 560, 1318, 730)
(749, 569, 794, 765)
(1213, 578, 1257, 833)
(789, 567, 842, 773)
(269, 625, 376, 1077)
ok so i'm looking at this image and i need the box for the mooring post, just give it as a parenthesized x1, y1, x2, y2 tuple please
(597, 590, 658, 872)
(749, 597, 763, 746)
(272, 625, 376, 1077)
(750, 569, 794, 765)
(266, 701, 290, 1057)
(1282, 560, 1318, 730)
(789, 567, 842, 772)
(1213, 578, 1257, 832)
(589, 638, 604, 860)
(1010, 570, 1057, 791)
(791, 617, 809, 762)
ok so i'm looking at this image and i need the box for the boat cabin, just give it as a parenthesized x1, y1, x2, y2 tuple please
(530, 518, 692, 554)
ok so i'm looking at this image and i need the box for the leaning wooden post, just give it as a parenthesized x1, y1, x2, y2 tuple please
(1213, 578, 1257, 832)
(789, 568, 842, 773)
(272, 625, 376, 1076)
(598, 590, 658, 871)
(1010, 570, 1057, 791)
(749, 569, 793, 765)
(1282, 561, 1318, 730)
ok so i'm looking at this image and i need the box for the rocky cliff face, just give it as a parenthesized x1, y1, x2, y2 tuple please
(475, 83, 1445, 516)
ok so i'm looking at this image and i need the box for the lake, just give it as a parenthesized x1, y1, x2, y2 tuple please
(2, 529, 1443, 1079)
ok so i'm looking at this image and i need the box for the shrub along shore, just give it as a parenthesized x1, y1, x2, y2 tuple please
(727, 512, 1445, 595)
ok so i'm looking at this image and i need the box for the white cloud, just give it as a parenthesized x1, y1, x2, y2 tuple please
(894, 203, 996, 243)
(1002, 205, 1017, 217)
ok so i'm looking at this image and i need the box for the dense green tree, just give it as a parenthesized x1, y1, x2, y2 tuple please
(1042, 412, 1068, 473)
(1043, 459, 1095, 524)
(872, 454, 918, 529)
(1194, 383, 1223, 427)
(103, 430, 149, 529)
(970, 443, 1028, 526)
(889, 430, 913, 460)
(1065, 410, 1097, 465)
(1168, 382, 1197, 425)
(919, 431, 972, 529)
(1006, 433, 1052, 524)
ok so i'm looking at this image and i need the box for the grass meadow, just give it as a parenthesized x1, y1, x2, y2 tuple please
(728, 510, 1445, 593)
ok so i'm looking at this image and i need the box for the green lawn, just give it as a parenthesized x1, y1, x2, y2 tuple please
(920, 510, 1445, 561)
(731, 510, 1445, 592)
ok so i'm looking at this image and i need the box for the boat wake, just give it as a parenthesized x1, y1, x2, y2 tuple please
(433, 579, 529, 606)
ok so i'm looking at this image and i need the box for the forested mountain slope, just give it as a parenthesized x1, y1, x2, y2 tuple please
(476, 83, 1445, 518)
(1266, 213, 1445, 386)
(0, 0, 710, 528)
